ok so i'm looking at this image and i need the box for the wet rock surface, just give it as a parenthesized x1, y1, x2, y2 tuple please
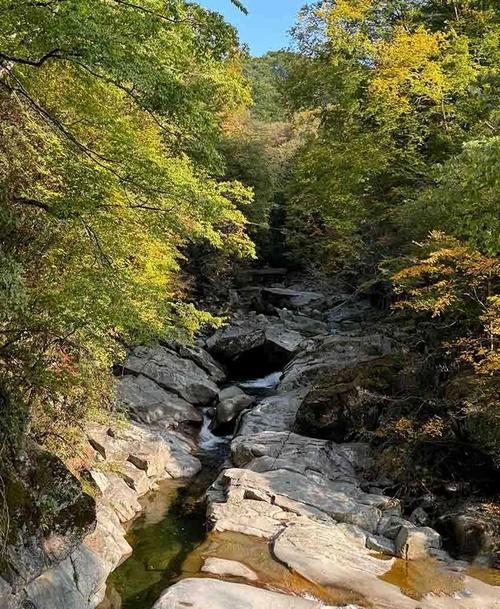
(6, 344, 214, 609)
(154, 578, 353, 609)
(10, 279, 500, 609)
(166, 289, 500, 609)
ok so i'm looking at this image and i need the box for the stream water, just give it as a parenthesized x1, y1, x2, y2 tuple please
(97, 372, 281, 609)
(97, 368, 500, 609)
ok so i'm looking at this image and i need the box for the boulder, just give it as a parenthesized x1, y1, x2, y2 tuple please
(153, 429, 201, 478)
(117, 375, 203, 426)
(206, 318, 304, 376)
(409, 507, 430, 527)
(116, 461, 150, 496)
(84, 503, 132, 572)
(86, 423, 172, 480)
(366, 534, 396, 556)
(277, 308, 329, 336)
(206, 324, 266, 360)
(0, 578, 14, 609)
(294, 358, 401, 441)
(218, 385, 246, 401)
(201, 557, 258, 581)
(153, 578, 336, 609)
(377, 516, 414, 540)
(237, 389, 308, 436)
(437, 505, 500, 564)
(211, 394, 255, 433)
(23, 545, 107, 609)
(395, 525, 441, 560)
(89, 470, 142, 523)
(123, 345, 218, 405)
(178, 344, 226, 382)
(0, 443, 95, 587)
(280, 334, 394, 391)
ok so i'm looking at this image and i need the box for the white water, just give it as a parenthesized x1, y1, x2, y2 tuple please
(198, 410, 230, 452)
(238, 371, 282, 395)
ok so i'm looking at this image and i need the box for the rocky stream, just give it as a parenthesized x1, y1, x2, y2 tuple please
(4, 276, 500, 609)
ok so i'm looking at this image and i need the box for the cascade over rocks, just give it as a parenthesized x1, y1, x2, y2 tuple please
(159, 283, 500, 609)
(11, 278, 500, 609)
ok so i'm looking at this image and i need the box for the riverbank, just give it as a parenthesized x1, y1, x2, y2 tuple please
(4, 275, 500, 609)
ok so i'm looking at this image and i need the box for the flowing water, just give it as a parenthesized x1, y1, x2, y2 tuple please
(98, 369, 500, 609)
(97, 372, 280, 609)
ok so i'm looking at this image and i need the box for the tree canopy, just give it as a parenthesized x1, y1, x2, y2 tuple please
(0, 0, 254, 448)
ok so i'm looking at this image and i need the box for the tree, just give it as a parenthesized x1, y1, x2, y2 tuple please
(0, 0, 254, 451)
(284, 0, 499, 270)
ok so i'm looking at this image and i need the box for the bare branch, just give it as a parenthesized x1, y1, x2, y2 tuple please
(12, 196, 52, 213)
(0, 48, 63, 68)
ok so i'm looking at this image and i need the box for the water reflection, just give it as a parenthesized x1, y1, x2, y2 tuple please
(98, 479, 205, 609)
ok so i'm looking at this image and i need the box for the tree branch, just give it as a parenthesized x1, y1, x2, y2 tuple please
(0, 48, 63, 68)
(12, 197, 52, 213)
(110, 0, 192, 24)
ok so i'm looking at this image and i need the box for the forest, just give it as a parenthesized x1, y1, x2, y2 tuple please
(0, 0, 499, 606)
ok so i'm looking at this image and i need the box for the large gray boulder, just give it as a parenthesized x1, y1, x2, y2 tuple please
(206, 317, 304, 374)
(177, 344, 226, 382)
(0, 443, 96, 588)
(123, 345, 218, 405)
(280, 333, 393, 390)
(394, 525, 441, 560)
(87, 422, 200, 483)
(237, 389, 308, 436)
(117, 374, 203, 426)
(23, 545, 107, 609)
(277, 308, 329, 336)
(211, 393, 255, 432)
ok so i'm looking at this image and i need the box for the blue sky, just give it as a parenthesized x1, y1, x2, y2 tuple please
(199, 0, 305, 56)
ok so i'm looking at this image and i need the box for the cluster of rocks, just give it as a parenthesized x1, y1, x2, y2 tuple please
(1, 341, 227, 609)
(5, 281, 500, 609)
(155, 287, 500, 609)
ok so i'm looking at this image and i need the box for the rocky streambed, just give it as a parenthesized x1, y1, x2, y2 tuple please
(5, 281, 500, 609)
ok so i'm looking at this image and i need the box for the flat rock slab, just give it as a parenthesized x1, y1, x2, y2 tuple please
(261, 287, 325, 309)
(273, 521, 500, 609)
(232, 431, 365, 483)
(202, 557, 258, 581)
(209, 466, 394, 536)
(153, 578, 347, 609)
(124, 345, 218, 405)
